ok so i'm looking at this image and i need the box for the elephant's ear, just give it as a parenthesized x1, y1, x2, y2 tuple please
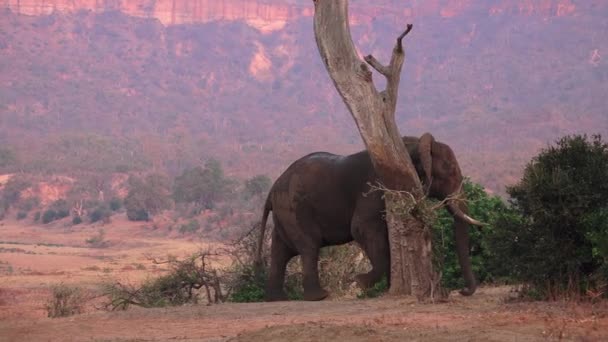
(418, 132, 435, 191)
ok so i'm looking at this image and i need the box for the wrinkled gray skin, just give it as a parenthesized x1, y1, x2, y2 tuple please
(256, 134, 482, 301)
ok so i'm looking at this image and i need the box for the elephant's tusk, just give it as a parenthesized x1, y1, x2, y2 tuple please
(448, 202, 486, 227)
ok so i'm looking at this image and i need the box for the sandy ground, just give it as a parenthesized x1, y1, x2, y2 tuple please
(1, 221, 607, 341)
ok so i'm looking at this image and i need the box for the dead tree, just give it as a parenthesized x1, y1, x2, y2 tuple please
(313, 0, 442, 300)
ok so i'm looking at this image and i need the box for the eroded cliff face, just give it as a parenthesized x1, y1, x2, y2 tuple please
(0, 0, 582, 32)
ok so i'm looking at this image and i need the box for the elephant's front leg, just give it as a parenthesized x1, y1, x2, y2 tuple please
(351, 195, 390, 290)
(301, 246, 329, 301)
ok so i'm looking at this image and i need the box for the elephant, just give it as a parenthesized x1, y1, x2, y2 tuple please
(255, 133, 483, 301)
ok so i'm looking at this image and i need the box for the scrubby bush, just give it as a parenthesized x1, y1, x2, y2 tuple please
(16, 211, 27, 220)
(45, 284, 85, 318)
(488, 135, 608, 299)
(102, 251, 223, 310)
(85, 229, 109, 248)
(33, 211, 41, 222)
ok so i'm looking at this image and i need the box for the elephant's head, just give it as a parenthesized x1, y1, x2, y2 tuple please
(404, 133, 483, 296)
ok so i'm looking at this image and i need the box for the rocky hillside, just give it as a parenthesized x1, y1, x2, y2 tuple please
(1, 0, 607, 194)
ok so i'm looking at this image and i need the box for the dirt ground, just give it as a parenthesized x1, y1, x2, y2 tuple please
(1, 221, 607, 342)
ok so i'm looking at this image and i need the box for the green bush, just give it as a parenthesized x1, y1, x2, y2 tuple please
(33, 211, 41, 222)
(228, 266, 266, 303)
(489, 134, 608, 299)
(42, 209, 57, 224)
(16, 211, 27, 220)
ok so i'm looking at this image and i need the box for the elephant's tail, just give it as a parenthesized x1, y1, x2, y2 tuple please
(254, 194, 272, 273)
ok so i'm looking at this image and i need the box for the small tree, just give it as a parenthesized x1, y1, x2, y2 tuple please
(313, 0, 441, 299)
(243, 175, 271, 200)
(0, 147, 17, 169)
(124, 174, 172, 221)
(490, 134, 608, 299)
(1, 175, 31, 211)
(173, 159, 233, 211)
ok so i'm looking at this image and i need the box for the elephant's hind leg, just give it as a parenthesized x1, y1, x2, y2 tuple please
(300, 245, 329, 301)
(265, 228, 295, 301)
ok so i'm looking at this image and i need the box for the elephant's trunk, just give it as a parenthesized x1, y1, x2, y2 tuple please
(448, 200, 477, 296)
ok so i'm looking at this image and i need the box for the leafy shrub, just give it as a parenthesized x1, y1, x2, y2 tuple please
(42, 209, 57, 224)
(109, 197, 122, 211)
(33, 211, 41, 222)
(45, 284, 85, 318)
(16, 211, 27, 220)
(489, 135, 608, 299)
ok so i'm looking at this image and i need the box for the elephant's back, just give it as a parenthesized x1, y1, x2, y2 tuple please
(270, 152, 344, 197)
(269, 151, 354, 219)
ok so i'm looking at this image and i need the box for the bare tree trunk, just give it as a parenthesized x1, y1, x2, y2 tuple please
(313, 0, 442, 300)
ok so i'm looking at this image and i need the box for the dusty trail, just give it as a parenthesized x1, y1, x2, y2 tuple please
(2, 287, 606, 341)
(1, 222, 606, 341)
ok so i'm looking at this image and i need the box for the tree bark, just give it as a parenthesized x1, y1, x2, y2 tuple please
(313, 0, 443, 300)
